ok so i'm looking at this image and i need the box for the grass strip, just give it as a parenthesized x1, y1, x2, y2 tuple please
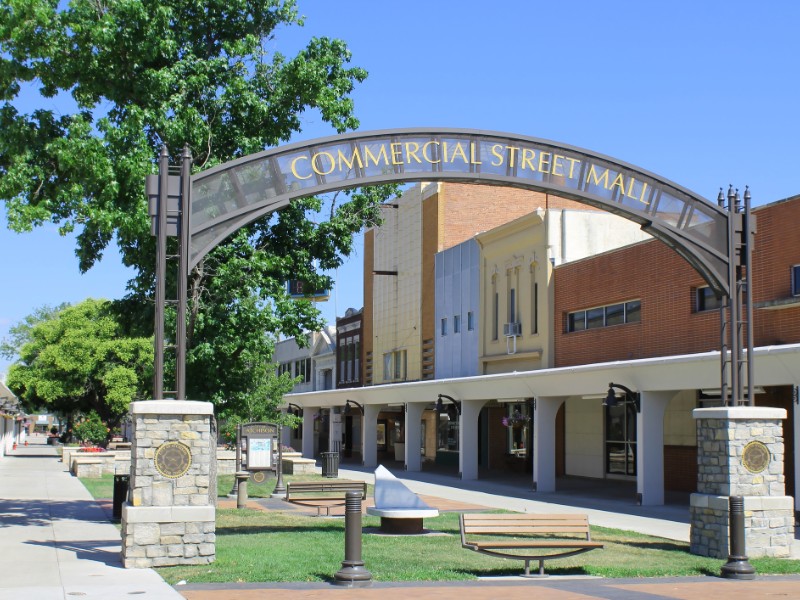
(79, 475, 800, 583)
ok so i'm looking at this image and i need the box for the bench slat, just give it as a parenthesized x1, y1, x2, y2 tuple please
(469, 540, 604, 549)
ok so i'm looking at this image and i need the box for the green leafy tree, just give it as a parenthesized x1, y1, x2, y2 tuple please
(4, 299, 153, 429)
(0, 1, 395, 404)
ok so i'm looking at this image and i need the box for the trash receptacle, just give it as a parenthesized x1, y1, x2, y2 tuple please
(113, 474, 130, 521)
(320, 451, 339, 478)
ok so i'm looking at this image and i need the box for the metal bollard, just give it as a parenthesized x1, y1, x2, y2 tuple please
(720, 495, 756, 579)
(333, 490, 372, 587)
(235, 472, 249, 509)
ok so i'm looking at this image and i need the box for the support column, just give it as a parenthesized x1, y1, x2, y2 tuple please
(459, 400, 485, 480)
(301, 408, 316, 459)
(362, 404, 380, 468)
(404, 403, 425, 472)
(534, 396, 563, 492)
(690, 406, 794, 558)
(637, 391, 671, 506)
(330, 407, 343, 454)
(121, 400, 215, 568)
(793, 386, 800, 516)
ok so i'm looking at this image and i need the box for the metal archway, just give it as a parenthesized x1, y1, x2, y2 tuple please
(148, 128, 754, 405)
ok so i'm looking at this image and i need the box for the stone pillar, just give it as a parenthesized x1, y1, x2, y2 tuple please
(690, 406, 794, 558)
(121, 400, 216, 568)
(533, 397, 563, 492)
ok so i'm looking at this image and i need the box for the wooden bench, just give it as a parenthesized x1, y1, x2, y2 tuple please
(460, 513, 603, 576)
(284, 480, 367, 516)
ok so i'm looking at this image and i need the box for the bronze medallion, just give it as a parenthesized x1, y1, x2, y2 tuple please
(154, 441, 192, 478)
(742, 441, 770, 474)
(251, 471, 266, 483)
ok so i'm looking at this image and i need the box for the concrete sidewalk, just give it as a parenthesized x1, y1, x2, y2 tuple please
(0, 436, 183, 600)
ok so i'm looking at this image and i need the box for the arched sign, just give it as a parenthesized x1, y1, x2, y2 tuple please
(190, 128, 731, 295)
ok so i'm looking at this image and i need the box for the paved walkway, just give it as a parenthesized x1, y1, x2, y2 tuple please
(0, 436, 183, 600)
(1, 438, 799, 600)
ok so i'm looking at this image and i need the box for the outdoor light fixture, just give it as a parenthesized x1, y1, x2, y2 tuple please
(603, 382, 641, 413)
(344, 399, 364, 415)
(287, 403, 304, 417)
(436, 394, 461, 418)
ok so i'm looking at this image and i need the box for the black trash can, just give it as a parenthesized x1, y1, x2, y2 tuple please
(320, 451, 339, 478)
(113, 474, 130, 521)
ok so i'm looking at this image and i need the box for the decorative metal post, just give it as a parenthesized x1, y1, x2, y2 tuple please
(235, 471, 249, 510)
(272, 425, 286, 496)
(720, 496, 756, 579)
(228, 424, 243, 498)
(333, 491, 372, 587)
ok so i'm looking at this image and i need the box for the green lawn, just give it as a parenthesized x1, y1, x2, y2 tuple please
(79, 475, 800, 583)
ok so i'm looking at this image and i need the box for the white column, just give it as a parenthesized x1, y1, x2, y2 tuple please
(362, 404, 381, 468)
(301, 408, 316, 458)
(459, 400, 486, 480)
(405, 403, 426, 472)
(637, 391, 671, 505)
(794, 386, 800, 513)
(534, 396, 563, 492)
(329, 407, 343, 454)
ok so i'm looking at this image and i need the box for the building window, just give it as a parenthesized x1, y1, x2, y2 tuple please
(531, 282, 538, 335)
(278, 362, 292, 376)
(453, 315, 461, 334)
(294, 358, 311, 383)
(441, 317, 448, 336)
(508, 287, 517, 325)
(467, 311, 474, 331)
(567, 300, 641, 333)
(382, 350, 407, 382)
(696, 286, 722, 311)
(605, 394, 637, 476)
(792, 265, 800, 296)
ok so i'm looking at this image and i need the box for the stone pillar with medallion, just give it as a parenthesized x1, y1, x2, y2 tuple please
(690, 406, 794, 558)
(121, 400, 216, 568)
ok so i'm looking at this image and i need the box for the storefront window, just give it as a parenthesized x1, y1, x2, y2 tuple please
(605, 399, 637, 476)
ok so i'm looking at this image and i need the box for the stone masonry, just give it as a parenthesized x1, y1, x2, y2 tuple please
(690, 407, 794, 558)
(121, 400, 216, 568)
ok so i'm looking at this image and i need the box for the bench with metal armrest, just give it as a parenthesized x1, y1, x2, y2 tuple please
(284, 480, 367, 516)
(460, 512, 603, 576)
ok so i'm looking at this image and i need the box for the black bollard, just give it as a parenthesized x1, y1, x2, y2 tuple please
(720, 495, 756, 579)
(333, 490, 373, 587)
(235, 471, 249, 509)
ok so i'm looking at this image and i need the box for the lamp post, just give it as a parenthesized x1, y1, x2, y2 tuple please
(344, 399, 364, 415)
(272, 425, 286, 497)
(603, 383, 640, 412)
(436, 394, 461, 418)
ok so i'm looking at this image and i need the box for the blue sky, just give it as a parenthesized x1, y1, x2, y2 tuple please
(2, 0, 799, 377)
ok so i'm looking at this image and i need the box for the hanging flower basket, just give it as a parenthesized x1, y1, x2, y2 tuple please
(501, 411, 531, 429)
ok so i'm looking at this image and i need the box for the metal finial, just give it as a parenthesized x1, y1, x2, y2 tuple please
(743, 186, 751, 202)
(717, 188, 725, 206)
(727, 184, 735, 203)
(160, 144, 169, 158)
(182, 144, 192, 160)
